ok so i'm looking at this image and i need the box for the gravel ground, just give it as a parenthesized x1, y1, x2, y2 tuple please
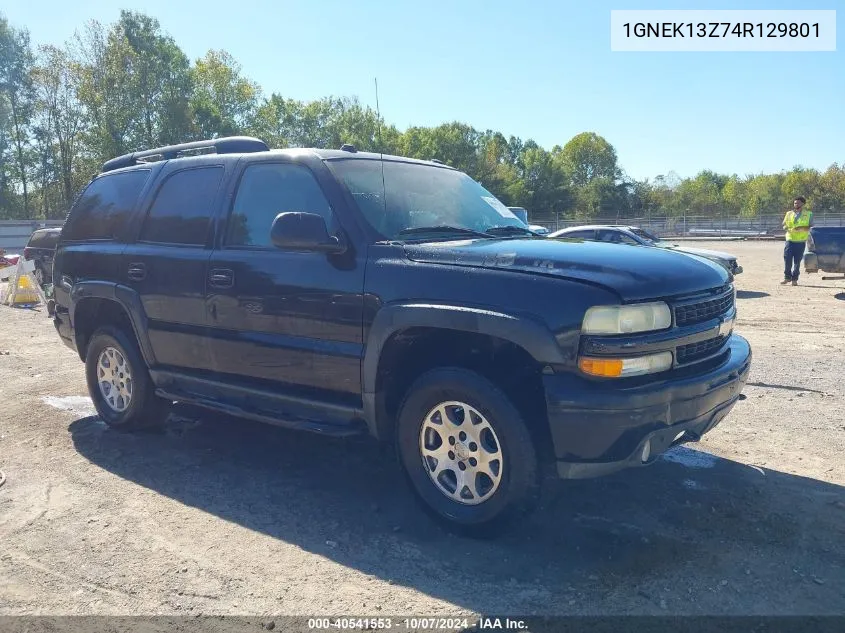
(0, 240, 844, 617)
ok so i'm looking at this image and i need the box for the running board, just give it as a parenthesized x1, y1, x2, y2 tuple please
(155, 389, 367, 437)
(151, 369, 367, 438)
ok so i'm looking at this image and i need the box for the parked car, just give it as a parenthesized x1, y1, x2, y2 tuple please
(23, 227, 62, 287)
(507, 207, 550, 235)
(52, 136, 751, 535)
(548, 225, 743, 276)
(804, 226, 845, 279)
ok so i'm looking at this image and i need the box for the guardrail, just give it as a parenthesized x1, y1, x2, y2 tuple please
(0, 220, 64, 251)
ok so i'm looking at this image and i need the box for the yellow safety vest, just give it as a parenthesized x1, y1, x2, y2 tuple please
(783, 210, 812, 242)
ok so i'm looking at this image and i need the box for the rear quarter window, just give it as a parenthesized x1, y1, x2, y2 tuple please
(27, 230, 59, 248)
(62, 170, 151, 241)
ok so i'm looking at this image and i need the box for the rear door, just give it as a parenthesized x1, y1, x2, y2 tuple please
(120, 162, 227, 373)
(56, 169, 154, 288)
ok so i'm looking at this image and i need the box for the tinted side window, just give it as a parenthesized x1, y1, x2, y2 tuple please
(563, 230, 595, 240)
(598, 230, 637, 245)
(63, 170, 151, 241)
(139, 167, 223, 245)
(227, 163, 333, 248)
(28, 231, 58, 248)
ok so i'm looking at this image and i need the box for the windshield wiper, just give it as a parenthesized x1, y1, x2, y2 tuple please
(485, 225, 539, 236)
(396, 225, 493, 239)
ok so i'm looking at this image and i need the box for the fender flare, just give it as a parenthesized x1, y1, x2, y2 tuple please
(70, 281, 156, 366)
(361, 303, 568, 439)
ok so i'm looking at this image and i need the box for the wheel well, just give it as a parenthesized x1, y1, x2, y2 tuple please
(375, 328, 553, 461)
(74, 298, 134, 361)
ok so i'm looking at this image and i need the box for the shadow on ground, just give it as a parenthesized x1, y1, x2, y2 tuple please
(67, 407, 845, 614)
(736, 290, 770, 299)
(746, 381, 826, 394)
(836, 293, 845, 302)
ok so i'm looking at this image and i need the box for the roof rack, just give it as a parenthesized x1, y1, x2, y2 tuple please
(340, 143, 358, 153)
(100, 136, 269, 173)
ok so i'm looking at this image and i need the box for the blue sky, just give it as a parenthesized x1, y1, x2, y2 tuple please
(4, 0, 842, 181)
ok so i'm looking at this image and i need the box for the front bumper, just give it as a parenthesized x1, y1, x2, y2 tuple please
(544, 334, 751, 479)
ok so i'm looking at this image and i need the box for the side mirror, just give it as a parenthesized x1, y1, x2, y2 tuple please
(270, 212, 346, 254)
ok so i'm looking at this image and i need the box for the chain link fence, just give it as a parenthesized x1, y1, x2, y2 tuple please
(531, 211, 845, 237)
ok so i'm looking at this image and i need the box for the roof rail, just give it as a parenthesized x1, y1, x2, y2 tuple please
(430, 158, 445, 165)
(340, 143, 358, 153)
(100, 136, 269, 173)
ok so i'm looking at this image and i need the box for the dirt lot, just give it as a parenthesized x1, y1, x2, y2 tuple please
(1, 240, 844, 618)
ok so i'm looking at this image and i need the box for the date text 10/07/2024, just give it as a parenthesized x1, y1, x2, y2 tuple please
(623, 22, 820, 39)
(307, 618, 528, 630)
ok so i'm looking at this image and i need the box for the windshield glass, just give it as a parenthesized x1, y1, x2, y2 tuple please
(630, 227, 665, 245)
(327, 158, 525, 240)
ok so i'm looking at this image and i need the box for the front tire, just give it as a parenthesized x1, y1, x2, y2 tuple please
(396, 368, 540, 537)
(85, 326, 168, 430)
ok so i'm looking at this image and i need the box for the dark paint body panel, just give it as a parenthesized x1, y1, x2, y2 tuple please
(805, 227, 845, 274)
(203, 247, 365, 400)
(404, 238, 728, 302)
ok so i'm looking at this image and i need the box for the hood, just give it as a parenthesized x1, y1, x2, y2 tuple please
(404, 238, 729, 302)
(667, 245, 737, 262)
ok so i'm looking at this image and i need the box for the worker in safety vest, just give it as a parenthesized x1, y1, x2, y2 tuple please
(781, 196, 812, 286)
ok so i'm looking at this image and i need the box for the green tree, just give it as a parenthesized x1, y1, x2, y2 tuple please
(118, 10, 193, 146)
(815, 164, 845, 213)
(32, 44, 86, 208)
(517, 144, 569, 217)
(0, 15, 36, 215)
(742, 173, 783, 218)
(191, 49, 260, 138)
(559, 132, 620, 188)
(781, 167, 819, 208)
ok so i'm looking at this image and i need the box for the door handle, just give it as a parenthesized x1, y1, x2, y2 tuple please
(209, 268, 234, 288)
(127, 263, 146, 281)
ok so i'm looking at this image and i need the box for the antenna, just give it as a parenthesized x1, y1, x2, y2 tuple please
(374, 77, 387, 219)
(374, 77, 384, 154)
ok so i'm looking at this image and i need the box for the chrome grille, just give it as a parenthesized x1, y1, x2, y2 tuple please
(676, 335, 727, 364)
(674, 288, 734, 326)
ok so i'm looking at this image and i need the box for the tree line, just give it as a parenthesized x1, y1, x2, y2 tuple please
(1, 11, 843, 221)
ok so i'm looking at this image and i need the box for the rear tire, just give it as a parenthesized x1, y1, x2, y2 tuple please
(395, 368, 540, 537)
(85, 326, 169, 430)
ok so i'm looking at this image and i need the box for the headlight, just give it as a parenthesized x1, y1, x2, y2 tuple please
(582, 302, 672, 335)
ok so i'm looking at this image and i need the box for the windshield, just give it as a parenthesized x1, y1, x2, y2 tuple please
(630, 227, 665, 245)
(327, 158, 526, 240)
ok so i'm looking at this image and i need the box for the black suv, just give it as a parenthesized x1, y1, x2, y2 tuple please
(52, 137, 751, 534)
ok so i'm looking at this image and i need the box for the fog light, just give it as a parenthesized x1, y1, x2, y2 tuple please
(578, 351, 673, 378)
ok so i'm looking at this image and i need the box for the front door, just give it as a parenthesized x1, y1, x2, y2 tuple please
(205, 160, 365, 405)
